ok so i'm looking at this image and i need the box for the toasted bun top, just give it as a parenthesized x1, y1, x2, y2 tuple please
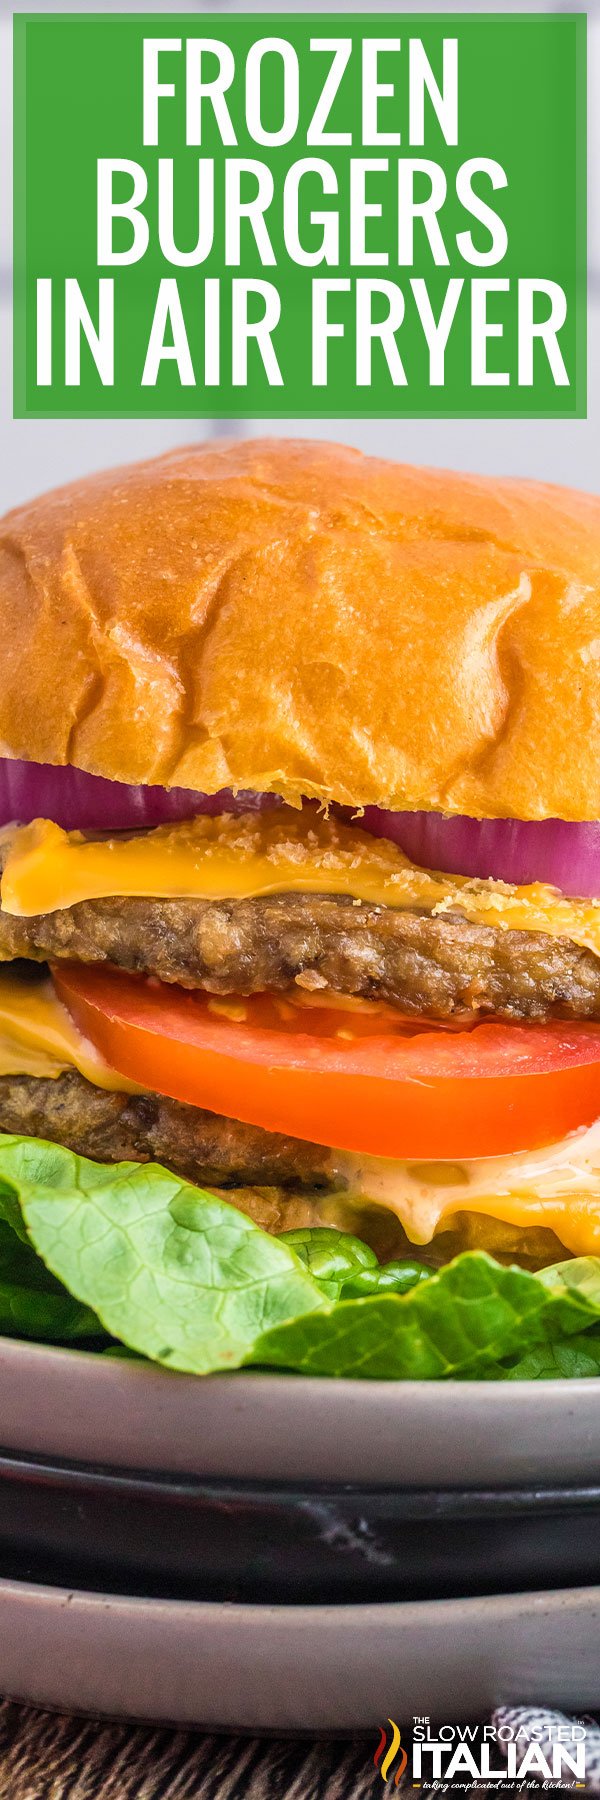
(0, 438, 598, 820)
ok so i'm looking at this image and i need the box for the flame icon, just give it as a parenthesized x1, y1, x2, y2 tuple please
(374, 1720, 408, 1785)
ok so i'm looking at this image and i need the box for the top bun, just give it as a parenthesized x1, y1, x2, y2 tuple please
(0, 438, 598, 821)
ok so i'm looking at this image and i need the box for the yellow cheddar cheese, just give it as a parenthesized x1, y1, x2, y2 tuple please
(334, 1126, 600, 1260)
(0, 969, 139, 1092)
(1, 811, 600, 962)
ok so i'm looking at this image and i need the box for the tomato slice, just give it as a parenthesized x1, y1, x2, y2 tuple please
(52, 963, 600, 1160)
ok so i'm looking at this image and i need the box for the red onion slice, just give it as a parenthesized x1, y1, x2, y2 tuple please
(356, 809, 600, 900)
(0, 759, 278, 833)
(0, 759, 598, 900)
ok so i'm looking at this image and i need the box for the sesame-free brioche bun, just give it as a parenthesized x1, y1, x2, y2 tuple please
(0, 438, 598, 821)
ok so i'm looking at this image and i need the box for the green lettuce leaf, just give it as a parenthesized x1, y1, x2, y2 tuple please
(0, 1136, 326, 1372)
(499, 1329, 600, 1380)
(0, 1133, 599, 1379)
(0, 1217, 102, 1343)
(248, 1250, 600, 1379)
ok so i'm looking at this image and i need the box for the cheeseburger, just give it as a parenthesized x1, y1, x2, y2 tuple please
(0, 436, 599, 1320)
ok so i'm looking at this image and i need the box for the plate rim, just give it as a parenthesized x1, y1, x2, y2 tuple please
(1, 1333, 600, 1486)
(0, 1575, 599, 1726)
(0, 1327, 592, 1393)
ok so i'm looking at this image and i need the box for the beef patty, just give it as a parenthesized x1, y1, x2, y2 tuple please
(0, 1067, 331, 1198)
(0, 890, 598, 1020)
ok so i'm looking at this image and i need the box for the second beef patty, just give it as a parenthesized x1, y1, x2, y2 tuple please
(0, 1067, 331, 1199)
(0, 891, 598, 1020)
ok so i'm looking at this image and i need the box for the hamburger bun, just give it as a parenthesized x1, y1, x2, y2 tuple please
(0, 437, 598, 820)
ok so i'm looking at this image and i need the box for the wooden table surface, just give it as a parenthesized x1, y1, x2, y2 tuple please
(0, 1703, 505, 1799)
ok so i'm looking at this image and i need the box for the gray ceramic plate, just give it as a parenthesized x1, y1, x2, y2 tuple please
(0, 1579, 599, 1725)
(0, 1336, 600, 1487)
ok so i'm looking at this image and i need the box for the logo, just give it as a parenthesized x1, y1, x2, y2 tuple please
(374, 1720, 408, 1786)
(372, 1715, 588, 1790)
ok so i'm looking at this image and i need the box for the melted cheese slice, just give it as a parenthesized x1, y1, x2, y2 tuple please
(0, 969, 139, 1091)
(333, 1127, 600, 1259)
(2, 812, 600, 960)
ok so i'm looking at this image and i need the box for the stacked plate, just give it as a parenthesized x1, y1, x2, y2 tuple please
(1, 1338, 600, 1726)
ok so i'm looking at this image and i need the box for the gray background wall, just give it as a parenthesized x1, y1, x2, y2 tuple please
(1, 0, 597, 508)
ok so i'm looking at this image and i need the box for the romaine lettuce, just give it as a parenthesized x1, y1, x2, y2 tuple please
(0, 1133, 598, 1379)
